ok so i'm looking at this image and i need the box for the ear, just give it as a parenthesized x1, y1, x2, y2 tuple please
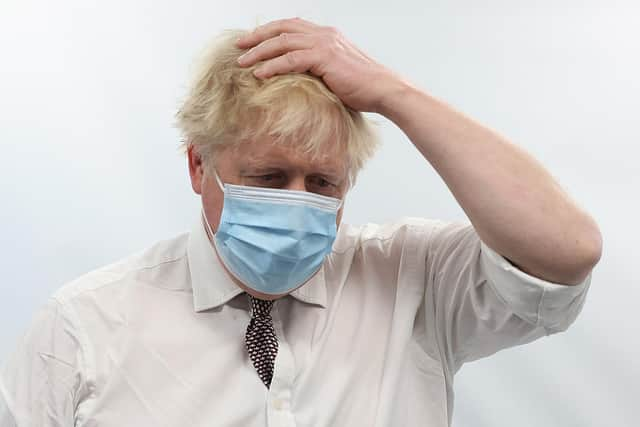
(187, 145, 204, 195)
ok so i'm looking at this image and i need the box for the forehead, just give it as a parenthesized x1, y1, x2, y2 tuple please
(228, 136, 348, 176)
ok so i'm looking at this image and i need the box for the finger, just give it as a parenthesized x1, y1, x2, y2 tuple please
(253, 48, 323, 79)
(236, 17, 319, 49)
(237, 33, 315, 67)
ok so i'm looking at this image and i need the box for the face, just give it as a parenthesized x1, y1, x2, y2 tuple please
(188, 136, 350, 299)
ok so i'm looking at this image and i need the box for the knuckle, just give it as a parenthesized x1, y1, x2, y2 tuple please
(280, 17, 297, 28)
(285, 51, 299, 67)
(279, 32, 290, 46)
(322, 35, 340, 53)
(324, 26, 340, 37)
(270, 19, 287, 32)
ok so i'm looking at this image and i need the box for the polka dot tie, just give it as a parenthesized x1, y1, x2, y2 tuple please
(245, 294, 279, 389)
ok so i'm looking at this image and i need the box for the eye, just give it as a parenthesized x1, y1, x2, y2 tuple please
(258, 174, 279, 182)
(317, 178, 332, 187)
(308, 176, 335, 188)
(246, 173, 284, 186)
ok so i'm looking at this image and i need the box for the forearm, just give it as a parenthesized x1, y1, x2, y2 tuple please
(377, 81, 602, 285)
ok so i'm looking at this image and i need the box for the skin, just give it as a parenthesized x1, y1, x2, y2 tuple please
(188, 137, 350, 300)
(228, 17, 602, 286)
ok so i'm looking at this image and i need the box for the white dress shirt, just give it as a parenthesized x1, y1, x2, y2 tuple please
(0, 215, 592, 426)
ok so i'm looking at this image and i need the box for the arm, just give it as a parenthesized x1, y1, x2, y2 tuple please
(0, 298, 86, 426)
(376, 82, 602, 285)
(234, 18, 603, 285)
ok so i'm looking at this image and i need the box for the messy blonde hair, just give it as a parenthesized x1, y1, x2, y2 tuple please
(174, 29, 379, 185)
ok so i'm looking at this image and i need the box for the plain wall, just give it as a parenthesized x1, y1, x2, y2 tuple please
(1, 1, 638, 426)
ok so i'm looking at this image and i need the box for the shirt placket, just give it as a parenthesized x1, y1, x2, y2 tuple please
(266, 300, 297, 427)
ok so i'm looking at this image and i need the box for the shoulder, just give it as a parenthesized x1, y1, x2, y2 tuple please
(333, 216, 455, 254)
(51, 231, 191, 307)
(331, 217, 468, 269)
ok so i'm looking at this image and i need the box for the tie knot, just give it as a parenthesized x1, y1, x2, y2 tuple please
(248, 295, 274, 318)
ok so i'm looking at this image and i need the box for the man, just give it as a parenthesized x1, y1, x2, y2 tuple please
(0, 17, 601, 426)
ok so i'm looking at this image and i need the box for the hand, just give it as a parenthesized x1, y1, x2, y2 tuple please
(235, 17, 407, 114)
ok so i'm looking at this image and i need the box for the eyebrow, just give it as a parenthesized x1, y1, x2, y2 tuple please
(239, 166, 281, 174)
(239, 163, 345, 180)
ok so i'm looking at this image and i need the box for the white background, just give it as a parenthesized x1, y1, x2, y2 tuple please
(1, 1, 638, 426)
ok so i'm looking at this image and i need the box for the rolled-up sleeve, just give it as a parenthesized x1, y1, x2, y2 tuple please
(425, 220, 592, 375)
(480, 239, 591, 333)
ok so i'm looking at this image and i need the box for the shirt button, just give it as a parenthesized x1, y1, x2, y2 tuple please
(273, 399, 283, 410)
(273, 398, 288, 410)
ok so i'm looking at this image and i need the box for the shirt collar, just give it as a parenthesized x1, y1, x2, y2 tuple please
(187, 212, 328, 312)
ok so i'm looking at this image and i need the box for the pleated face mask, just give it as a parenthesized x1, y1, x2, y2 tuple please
(202, 170, 343, 295)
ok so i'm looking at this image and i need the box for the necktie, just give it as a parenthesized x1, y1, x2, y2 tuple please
(245, 294, 279, 388)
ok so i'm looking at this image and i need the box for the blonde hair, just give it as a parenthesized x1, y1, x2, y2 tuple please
(174, 29, 380, 185)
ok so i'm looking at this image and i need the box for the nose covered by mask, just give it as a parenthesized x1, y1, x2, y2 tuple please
(202, 171, 343, 296)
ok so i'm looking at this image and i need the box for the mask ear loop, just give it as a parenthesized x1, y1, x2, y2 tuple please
(201, 207, 216, 237)
(201, 169, 226, 238)
(213, 169, 225, 192)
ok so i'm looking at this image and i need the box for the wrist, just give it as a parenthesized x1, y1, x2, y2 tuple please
(374, 77, 420, 119)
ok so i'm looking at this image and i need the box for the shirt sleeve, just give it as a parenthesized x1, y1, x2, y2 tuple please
(425, 220, 592, 375)
(0, 297, 87, 426)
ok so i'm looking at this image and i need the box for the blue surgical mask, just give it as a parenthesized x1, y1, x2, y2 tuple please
(202, 171, 343, 295)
